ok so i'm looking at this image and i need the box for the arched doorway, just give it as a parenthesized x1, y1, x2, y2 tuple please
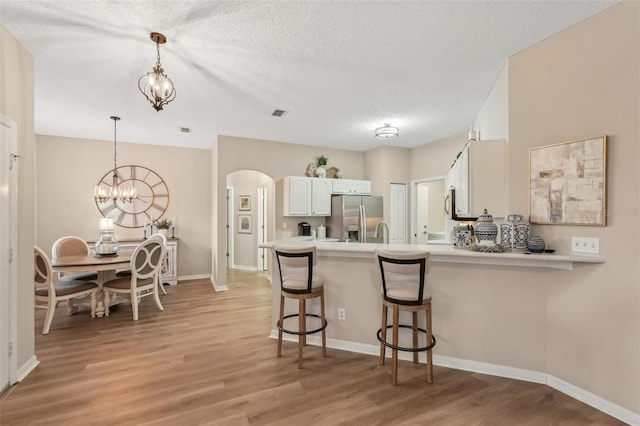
(225, 170, 275, 281)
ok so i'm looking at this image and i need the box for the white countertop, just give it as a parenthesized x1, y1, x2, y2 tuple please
(262, 239, 605, 271)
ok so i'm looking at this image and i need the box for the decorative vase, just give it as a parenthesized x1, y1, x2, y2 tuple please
(500, 214, 529, 250)
(475, 209, 498, 245)
(315, 165, 326, 178)
(452, 226, 472, 249)
(158, 229, 169, 238)
(527, 235, 545, 253)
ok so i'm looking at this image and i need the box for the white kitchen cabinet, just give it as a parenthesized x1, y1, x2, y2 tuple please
(88, 238, 178, 285)
(331, 179, 372, 195)
(446, 145, 470, 216)
(282, 176, 332, 216)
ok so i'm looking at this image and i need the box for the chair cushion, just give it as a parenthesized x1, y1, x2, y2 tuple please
(115, 269, 132, 278)
(103, 276, 154, 290)
(282, 274, 324, 291)
(61, 272, 98, 281)
(36, 280, 97, 297)
(385, 282, 432, 301)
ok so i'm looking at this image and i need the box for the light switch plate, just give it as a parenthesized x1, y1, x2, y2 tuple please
(572, 237, 600, 254)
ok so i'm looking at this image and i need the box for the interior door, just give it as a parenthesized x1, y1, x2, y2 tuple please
(389, 183, 407, 244)
(416, 184, 430, 244)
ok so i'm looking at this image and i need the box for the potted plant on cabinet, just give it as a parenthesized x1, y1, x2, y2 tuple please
(154, 218, 172, 237)
(316, 155, 328, 178)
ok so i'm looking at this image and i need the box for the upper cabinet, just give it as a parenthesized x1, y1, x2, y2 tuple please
(447, 139, 507, 218)
(331, 179, 372, 195)
(283, 176, 332, 216)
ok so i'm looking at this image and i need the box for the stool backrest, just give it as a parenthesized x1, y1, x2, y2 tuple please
(376, 249, 430, 305)
(274, 245, 316, 294)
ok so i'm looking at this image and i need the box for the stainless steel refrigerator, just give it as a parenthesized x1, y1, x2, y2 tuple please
(327, 195, 384, 243)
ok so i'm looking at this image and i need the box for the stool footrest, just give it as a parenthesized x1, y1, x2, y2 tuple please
(278, 313, 328, 336)
(377, 324, 437, 352)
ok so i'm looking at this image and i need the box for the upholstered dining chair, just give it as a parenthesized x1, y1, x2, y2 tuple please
(34, 246, 98, 334)
(103, 237, 165, 320)
(115, 234, 168, 295)
(51, 236, 98, 281)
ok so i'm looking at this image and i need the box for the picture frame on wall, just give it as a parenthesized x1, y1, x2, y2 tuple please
(239, 195, 251, 211)
(529, 135, 607, 226)
(238, 215, 252, 233)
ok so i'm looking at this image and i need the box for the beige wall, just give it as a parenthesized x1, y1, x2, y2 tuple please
(213, 135, 364, 288)
(36, 135, 212, 278)
(507, 1, 639, 412)
(1, 26, 36, 371)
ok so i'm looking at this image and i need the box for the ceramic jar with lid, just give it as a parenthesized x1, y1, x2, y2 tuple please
(500, 214, 530, 250)
(475, 209, 498, 245)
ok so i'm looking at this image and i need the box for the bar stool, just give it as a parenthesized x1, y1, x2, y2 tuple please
(376, 249, 436, 386)
(275, 245, 327, 369)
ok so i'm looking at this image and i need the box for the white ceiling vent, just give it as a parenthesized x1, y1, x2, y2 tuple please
(180, 127, 192, 133)
(271, 109, 287, 117)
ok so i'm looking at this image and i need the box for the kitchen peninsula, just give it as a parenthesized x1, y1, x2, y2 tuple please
(268, 240, 605, 381)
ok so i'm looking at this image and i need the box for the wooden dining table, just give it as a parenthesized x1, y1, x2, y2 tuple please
(51, 251, 132, 317)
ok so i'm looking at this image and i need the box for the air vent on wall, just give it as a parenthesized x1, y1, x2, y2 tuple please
(180, 127, 192, 133)
(272, 109, 287, 117)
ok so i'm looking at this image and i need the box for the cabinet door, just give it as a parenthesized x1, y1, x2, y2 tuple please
(350, 180, 372, 195)
(311, 179, 332, 216)
(284, 177, 311, 216)
(448, 146, 469, 215)
(332, 179, 351, 194)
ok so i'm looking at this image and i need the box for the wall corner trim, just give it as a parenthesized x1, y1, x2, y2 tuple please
(16, 355, 39, 382)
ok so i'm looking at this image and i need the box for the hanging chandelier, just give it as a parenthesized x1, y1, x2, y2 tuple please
(138, 32, 176, 111)
(94, 116, 137, 204)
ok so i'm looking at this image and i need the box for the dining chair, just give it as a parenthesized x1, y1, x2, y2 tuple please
(34, 246, 99, 334)
(51, 236, 98, 282)
(115, 234, 168, 295)
(103, 237, 165, 320)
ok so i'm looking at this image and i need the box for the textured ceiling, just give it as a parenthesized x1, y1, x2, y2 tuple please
(0, 0, 617, 151)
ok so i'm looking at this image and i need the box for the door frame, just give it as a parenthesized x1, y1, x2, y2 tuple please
(256, 185, 268, 271)
(226, 187, 234, 269)
(410, 175, 446, 244)
(1, 114, 19, 389)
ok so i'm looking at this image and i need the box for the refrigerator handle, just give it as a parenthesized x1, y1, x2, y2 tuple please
(361, 204, 367, 243)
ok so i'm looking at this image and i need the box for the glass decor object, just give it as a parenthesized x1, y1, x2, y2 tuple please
(95, 217, 119, 255)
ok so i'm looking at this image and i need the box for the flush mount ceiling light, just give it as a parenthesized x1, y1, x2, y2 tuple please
(138, 32, 176, 112)
(375, 123, 399, 139)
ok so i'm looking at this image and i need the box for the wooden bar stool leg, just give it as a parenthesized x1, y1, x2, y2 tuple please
(426, 303, 433, 384)
(391, 305, 399, 386)
(277, 294, 285, 357)
(380, 304, 387, 365)
(412, 311, 419, 364)
(320, 291, 327, 357)
(298, 298, 305, 369)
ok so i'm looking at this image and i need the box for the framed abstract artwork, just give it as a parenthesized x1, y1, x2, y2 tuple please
(529, 136, 607, 226)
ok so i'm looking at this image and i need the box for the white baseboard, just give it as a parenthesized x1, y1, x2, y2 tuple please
(231, 265, 258, 271)
(547, 375, 639, 426)
(16, 356, 39, 382)
(177, 274, 211, 281)
(268, 330, 639, 425)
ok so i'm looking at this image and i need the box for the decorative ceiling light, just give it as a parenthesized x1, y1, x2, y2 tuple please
(375, 123, 399, 139)
(138, 32, 176, 112)
(94, 116, 138, 204)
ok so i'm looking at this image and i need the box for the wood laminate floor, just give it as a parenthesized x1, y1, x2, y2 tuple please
(1, 270, 624, 425)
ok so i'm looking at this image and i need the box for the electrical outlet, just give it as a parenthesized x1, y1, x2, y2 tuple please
(283, 222, 287, 229)
(572, 237, 600, 254)
(337, 308, 346, 321)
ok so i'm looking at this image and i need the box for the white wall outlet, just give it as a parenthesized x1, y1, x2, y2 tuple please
(283, 222, 287, 229)
(572, 237, 600, 254)
(337, 308, 346, 321)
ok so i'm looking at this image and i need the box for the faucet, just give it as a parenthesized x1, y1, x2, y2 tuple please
(374, 221, 390, 244)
